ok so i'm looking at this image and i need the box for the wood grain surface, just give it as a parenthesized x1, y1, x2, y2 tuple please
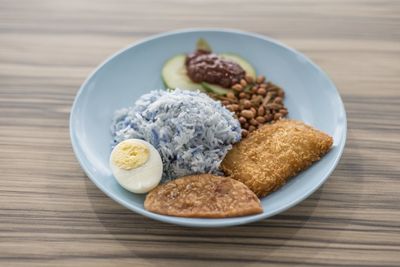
(1, 0, 399, 266)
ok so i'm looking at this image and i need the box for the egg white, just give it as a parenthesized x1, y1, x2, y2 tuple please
(110, 139, 163, 194)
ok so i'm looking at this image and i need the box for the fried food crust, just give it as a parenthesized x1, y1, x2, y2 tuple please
(144, 174, 263, 218)
(221, 120, 333, 197)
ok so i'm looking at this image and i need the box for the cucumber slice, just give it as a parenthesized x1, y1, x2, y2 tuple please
(201, 82, 230, 95)
(161, 54, 204, 91)
(220, 53, 257, 79)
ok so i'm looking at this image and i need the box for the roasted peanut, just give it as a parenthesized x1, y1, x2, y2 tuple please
(250, 119, 259, 126)
(232, 104, 240, 111)
(227, 91, 236, 100)
(232, 84, 243, 92)
(256, 75, 265, 83)
(257, 106, 265, 116)
(226, 105, 234, 112)
(250, 107, 257, 116)
(243, 100, 252, 109)
(245, 75, 254, 84)
(241, 109, 254, 119)
(257, 88, 267, 96)
(265, 103, 282, 110)
(274, 97, 283, 104)
(256, 116, 266, 123)
(251, 96, 263, 107)
(279, 108, 288, 116)
(239, 116, 247, 124)
(264, 114, 273, 122)
(238, 92, 247, 99)
(274, 113, 282, 120)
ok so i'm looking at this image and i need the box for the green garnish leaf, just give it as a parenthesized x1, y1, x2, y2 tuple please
(196, 38, 212, 52)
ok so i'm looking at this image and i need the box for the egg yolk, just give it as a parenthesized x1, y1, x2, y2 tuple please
(112, 142, 149, 170)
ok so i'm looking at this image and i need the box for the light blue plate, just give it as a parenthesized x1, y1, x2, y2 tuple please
(70, 29, 346, 227)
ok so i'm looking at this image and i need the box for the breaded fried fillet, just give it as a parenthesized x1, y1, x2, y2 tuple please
(221, 120, 333, 197)
(144, 174, 262, 218)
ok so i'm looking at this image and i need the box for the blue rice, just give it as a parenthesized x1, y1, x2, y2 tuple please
(111, 89, 241, 181)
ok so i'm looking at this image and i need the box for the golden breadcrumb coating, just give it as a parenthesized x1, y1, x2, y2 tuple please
(221, 120, 333, 197)
(144, 174, 262, 218)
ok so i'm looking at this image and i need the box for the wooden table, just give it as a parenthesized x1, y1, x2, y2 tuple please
(1, 0, 399, 266)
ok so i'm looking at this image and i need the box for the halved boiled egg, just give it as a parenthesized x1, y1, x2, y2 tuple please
(110, 139, 163, 193)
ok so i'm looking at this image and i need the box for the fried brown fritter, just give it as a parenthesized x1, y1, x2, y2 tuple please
(144, 174, 262, 218)
(221, 120, 333, 197)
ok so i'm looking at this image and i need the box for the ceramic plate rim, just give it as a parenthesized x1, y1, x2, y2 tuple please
(70, 28, 347, 227)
